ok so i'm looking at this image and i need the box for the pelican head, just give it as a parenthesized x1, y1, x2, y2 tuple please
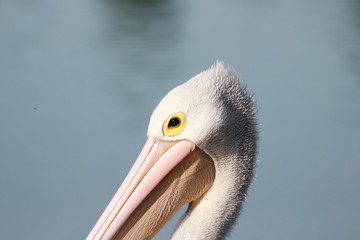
(87, 61, 258, 240)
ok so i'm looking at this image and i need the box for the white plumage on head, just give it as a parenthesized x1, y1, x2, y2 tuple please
(148, 61, 258, 240)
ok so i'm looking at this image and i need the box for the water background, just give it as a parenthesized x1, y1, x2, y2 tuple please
(1, 0, 360, 239)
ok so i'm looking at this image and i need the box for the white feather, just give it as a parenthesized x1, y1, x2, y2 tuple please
(148, 61, 258, 240)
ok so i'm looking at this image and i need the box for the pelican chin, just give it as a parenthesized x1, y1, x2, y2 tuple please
(87, 61, 258, 240)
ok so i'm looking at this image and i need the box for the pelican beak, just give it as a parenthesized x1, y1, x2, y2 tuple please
(87, 137, 215, 240)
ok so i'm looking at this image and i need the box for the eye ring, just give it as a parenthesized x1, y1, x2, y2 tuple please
(163, 112, 186, 136)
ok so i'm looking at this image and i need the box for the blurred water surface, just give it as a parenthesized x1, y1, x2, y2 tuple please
(1, 0, 360, 239)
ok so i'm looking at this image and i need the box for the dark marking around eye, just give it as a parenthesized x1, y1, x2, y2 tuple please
(168, 117, 181, 128)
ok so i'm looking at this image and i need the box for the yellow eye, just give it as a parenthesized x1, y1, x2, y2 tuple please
(163, 112, 187, 136)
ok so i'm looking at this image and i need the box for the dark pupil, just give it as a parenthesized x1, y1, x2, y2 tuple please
(168, 117, 180, 128)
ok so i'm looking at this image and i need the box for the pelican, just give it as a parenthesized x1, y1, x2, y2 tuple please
(87, 61, 258, 240)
